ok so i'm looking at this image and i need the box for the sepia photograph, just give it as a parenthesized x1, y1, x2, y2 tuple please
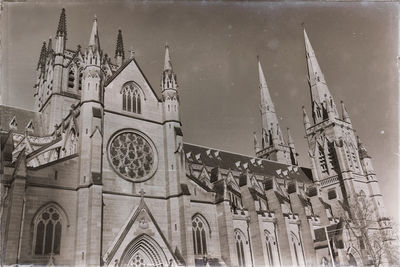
(0, 1, 399, 266)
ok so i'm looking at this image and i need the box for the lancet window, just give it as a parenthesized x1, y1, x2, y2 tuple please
(122, 82, 142, 114)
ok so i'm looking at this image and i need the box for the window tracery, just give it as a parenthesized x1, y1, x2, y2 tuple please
(122, 82, 142, 114)
(192, 215, 208, 255)
(33, 206, 62, 255)
(108, 131, 156, 182)
(235, 229, 246, 267)
(264, 230, 275, 266)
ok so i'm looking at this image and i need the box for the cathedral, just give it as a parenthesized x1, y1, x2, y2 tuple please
(0, 8, 395, 267)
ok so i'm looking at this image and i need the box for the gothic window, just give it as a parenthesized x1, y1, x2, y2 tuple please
(192, 215, 209, 256)
(68, 69, 75, 89)
(264, 231, 275, 266)
(33, 205, 62, 255)
(291, 233, 300, 266)
(122, 82, 142, 114)
(234, 229, 246, 267)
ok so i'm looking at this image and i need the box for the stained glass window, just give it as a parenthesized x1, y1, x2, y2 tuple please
(122, 83, 142, 114)
(192, 216, 208, 255)
(109, 131, 155, 182)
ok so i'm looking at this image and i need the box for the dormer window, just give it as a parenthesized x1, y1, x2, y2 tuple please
(122, 82, 142, 114)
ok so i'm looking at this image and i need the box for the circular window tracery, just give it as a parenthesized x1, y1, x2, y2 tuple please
(108, 130, 157, 182)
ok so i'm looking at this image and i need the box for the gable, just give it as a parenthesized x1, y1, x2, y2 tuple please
(103, 198, 180, 266)
(103, 59, 163, 122)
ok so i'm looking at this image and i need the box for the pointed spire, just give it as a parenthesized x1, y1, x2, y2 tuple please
(37, 41, 47, 70)
(341, 101, 352, 124)
(302, 106, 311, 130)
(164, 43, 172, 71)
(357, 136, 371, 159)
(89, 15, 100, 50)
(56, 8, 67, 38)
(304, 29, 338, 122)
(115, 29, 125, 60)
(258, 57, 274, 113)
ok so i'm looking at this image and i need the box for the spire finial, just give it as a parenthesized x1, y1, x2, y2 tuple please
(115, 29, 125, 62)
(56, 8, 67, 38)
(88, 15, 100, 50)
(164, 43, 172, 71)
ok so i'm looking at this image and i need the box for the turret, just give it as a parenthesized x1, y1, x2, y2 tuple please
(162, 44, 179, 122)
(53, 8, 67, 94)
(83, 16, 102, 103)
(304, 29, 339, 124)
(114, 29, 125, 67)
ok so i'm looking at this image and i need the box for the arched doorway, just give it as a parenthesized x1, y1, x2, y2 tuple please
(119, 234, 168, 267)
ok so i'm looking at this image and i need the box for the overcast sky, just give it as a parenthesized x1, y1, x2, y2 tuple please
(2, 1, 398, 222)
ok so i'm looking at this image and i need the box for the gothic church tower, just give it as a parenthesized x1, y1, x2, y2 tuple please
(302, 29, 388, 227)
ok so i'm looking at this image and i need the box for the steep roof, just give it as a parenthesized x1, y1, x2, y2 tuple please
(0, 105, 44, 136)
(183, 143, 313, 183)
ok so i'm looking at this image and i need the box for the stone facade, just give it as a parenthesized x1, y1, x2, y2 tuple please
(0, 9, 395, 267)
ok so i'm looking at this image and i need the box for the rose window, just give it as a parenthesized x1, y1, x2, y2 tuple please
(109, 131, 156, 182)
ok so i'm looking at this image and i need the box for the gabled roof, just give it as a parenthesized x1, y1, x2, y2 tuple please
(0, 105, 44, 136)
(183, 143, 313, 184)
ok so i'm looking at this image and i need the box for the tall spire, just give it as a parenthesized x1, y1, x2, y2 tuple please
(56, 8, 67, 38)
(89, 15, 100, 51)
(304, 29, 338, 123)
(258, 57, 275, 114)
(115, 29, 124, 59)
(164, 43, 172, 71)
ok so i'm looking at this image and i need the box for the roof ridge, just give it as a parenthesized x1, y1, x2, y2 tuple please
(183, 142, 300, 167)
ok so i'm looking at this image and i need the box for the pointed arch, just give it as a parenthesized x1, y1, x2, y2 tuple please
(119, 234, 168, 267)
(264, 230, 275, 267)
(191, 213, 211, 256)
(31, 202, 69, 256)
(234, 229, 247, 267)
(290, 232, 302, 266)
(121, 81, 145, 114)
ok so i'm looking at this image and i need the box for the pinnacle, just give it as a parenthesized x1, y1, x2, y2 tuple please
(115, 29, 124, 59)
(37, 41, 47, 70)
(56, 8, 67, 38)
(164, 44, 172, 71)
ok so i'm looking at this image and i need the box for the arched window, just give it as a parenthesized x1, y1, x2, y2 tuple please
(291, 233, 301, 266)
(122, 82, 142, 114)
(234, 230, 246, 267)
(68, 69, 75, 89)
(192, 215, 209, 256)
(33, 205, 63, 255)
(264, 231, 274, 266)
